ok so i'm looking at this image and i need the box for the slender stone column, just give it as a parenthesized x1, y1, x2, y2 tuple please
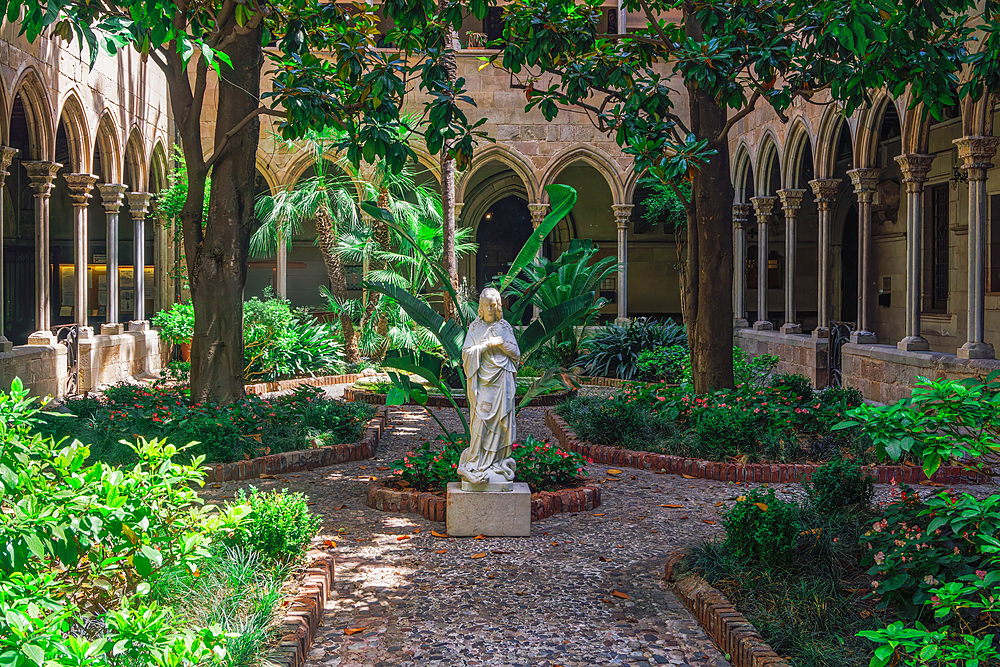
(807, 178, 842, 339)
(0, 147, 17, 351)
(65, 173, 99, 334)
(750, 196, 777, 330)
(894, 154, 935, 351)
(98, 184, 128, 333)
(847, 168, 881, 343)
(276, 226, 288, 299)
(612, 204, 634, 321)
(776, 189, 806, 334)
(528, 203, 549, 260)
(733, 203, 752, 327)
(127, 192, 152, 329)
(24, 161, 62, 344)
(955, 137, 1000, 359)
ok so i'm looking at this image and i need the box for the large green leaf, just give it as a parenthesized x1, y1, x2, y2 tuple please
(366, 279, 465, 363)
(516, 292, 596, 361)
(499, 183, 577, 293)
(382, 350, 445, 387)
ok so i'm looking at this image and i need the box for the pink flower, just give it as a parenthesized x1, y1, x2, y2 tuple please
(977, 570, 988, 580)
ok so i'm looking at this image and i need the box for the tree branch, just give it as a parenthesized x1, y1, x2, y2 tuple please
(206, 107, 287, 168)
(716, 90, 761, 143)
(605, 33, 668, 47)
(637, 0, 672, 47)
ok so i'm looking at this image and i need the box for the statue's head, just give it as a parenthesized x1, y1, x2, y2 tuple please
(478, 288, 503, 323)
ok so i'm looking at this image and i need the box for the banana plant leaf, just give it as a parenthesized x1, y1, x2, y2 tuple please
(385, 371, 428, 406)
(516, 292, 597, 361)
(382, 349, 446, 388)
(365, 279, 466, 365)
(498, 183, 577, 293)
(516, 367, 579, 412)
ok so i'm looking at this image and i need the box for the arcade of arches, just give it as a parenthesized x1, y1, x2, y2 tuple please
(6, 26, 1000, 405)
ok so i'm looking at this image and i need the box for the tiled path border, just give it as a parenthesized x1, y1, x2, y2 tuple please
(664, 552, 790, 667)
(344, 387, 573, 408)
(366, 478, 602, 524)
(546, 410, 992, 485)
(245, 373, 362, 395)
(202, 407, 388, 482)
(267, 551, 335, 667)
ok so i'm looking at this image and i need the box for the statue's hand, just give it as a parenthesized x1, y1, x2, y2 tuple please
(487, 336, 505, 349)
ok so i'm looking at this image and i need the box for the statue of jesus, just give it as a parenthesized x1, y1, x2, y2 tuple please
(458, 287, 521, 491)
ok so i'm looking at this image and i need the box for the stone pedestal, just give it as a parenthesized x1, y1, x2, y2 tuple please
(446, 482, 531, 537)
(27, 331, 57, 346)
(101, 323, 125, 335)
(128, 320, 150, 332)
(850, 331, 878, 344)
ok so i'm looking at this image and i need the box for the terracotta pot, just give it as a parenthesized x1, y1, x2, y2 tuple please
(180, 343, 192, 362)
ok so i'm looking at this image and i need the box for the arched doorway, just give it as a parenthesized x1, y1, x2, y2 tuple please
(476, 195, 532, 291)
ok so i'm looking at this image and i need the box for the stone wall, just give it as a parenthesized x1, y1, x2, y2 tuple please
(0, 344, 68, 399)
(79, 331, 162, 391)
(842, 343, 1000, 403)
(734, 328, 829, 388)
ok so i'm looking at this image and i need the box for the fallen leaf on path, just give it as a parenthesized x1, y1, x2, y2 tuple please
(412, 528, 421, 534)
(333, 505, 347, 510)
(598, 556, 610, 562)
(612, 590, 630, 600)
(323, 540, 337, 548)
(681, 474, 696, 479)
(260, 474, 276, 479)
(919, 480, 944, 487)
(396, 535, 410, 541)
(607, 469, 623, 475)
(491, 550, 511, 555)
(715, 502, 724, 507)
(661, 504, 684, 508)
(359, 466, 367, 470)
(471, 552, 487, 559)
(703, 520, 716, 525)
(473, 534, 487, 540)
(600, 598, 613, 604)
(590, 513, 606, 516)
(431, 530, 448, 538)
(344, 627, 367, 635)
(551, 542, 559, 546)
(376, 467, 390, 471)
(436, 549, 447, 554)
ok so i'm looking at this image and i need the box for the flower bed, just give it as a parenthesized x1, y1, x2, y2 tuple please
(43, 382, 377, 466)
(546, 410, 991, 485)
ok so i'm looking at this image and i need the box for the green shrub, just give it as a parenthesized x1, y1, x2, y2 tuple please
(243, 295, 343, 382)
(637, 344, 691, 383)
(227, 487, 320, 562)
(734, 346, 778, 388)
(152, 301, 195, 345)
(806, 457, 875, 512)
(722, 488, 801, 566)
(771, 373, 814, 403)
(692, 405, 768, 460)
(576, 317, 687, 380)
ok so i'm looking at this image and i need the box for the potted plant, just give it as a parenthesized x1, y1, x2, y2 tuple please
(152, 301, 195, 361)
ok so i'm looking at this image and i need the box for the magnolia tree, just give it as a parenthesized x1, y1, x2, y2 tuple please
(491, 0, 1000, 392)
(6, 0, 489, 403)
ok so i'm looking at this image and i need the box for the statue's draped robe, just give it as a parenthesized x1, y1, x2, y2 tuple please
(459, 317, 520, 483)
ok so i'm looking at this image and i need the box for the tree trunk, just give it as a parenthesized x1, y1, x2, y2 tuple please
(684, 3, 735, 393)
(439, 1, 459, 320)
(183, 27, 263, 405)
(315, 204, 360, 363)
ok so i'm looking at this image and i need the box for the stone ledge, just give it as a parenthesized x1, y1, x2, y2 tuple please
(546, 410, 992, 485)
(665, 551, 791, 667)
(366, 477, 602, 524)
(202, 406, 388, 483)
(265, 551, 335, 667)
(245, 373, 362, 396)
(344, 386, 574, 408)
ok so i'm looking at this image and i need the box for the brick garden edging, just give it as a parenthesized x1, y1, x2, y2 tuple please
(201, 406, 388, 483)
(546, 410, 993, 485)
(664, 552, 790, 667)
(344, 386, 574, 408)
(365, 478, 602, 524)
(245, 373, 362, 395)
(267, 551, 335, 667)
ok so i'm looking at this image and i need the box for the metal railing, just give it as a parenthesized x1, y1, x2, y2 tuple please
(828, 321, 856, 389)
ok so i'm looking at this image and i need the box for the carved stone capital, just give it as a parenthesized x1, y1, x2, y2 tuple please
(776, 188, 806, 213)
(894, 154, 935, 187)
(23, 161, 63, 196)
(527, 202, 549, 229)
(808, 178, 842, 210)
(0, 146, 17, 183)
(612, 203, 634, 229)
(954, 136, 1000, 179)
(64, 173, 99, 206)
(749, 196, 777, 224)
(732, 203, 752, 229)
(126, 191, 152, 219)
(98, 183, 129, 212)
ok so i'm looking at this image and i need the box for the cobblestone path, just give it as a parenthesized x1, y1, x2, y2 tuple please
(203, 401, 736, 667)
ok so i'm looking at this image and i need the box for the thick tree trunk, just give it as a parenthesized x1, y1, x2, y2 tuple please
(315, 205, 360, 363)
(181, 27, 263, 405)
(684, 4, 735, 394)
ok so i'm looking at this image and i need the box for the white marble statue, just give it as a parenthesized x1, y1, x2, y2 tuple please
(458, 288, 521, 491)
